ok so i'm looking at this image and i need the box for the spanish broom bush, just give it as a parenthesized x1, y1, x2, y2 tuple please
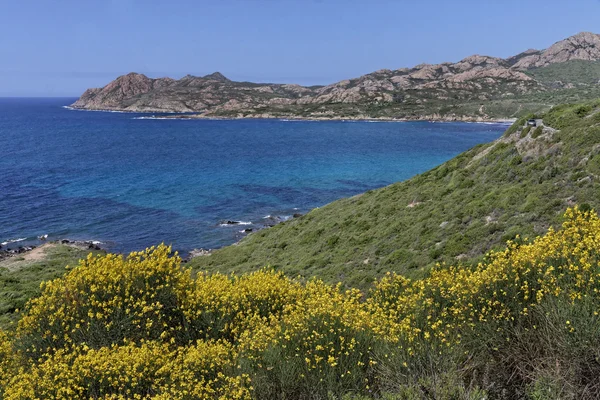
(3, 208, 600, 398)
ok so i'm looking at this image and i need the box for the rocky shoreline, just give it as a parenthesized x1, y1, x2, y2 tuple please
(0, 213, 303, 265)
(104, 109, 515, 124)
(182, 214, 302, 262)
(0, 239, 104, 262)
(67, 104, 516, 124)
(158, 112, 516, 124)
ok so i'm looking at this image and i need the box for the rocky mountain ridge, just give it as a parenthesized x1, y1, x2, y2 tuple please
(71, 32, 600, 120)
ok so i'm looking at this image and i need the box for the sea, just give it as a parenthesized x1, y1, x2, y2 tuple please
(0, 98, 507, 255)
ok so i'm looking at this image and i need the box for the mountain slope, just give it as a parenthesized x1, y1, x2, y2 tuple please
(70, 72, 315, 113)
(510, 31, 600, 69)
(189, 100, 600, 288)
(72, 33, 600, 120)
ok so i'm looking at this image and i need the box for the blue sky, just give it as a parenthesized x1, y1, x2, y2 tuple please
(1, 0, 599, 96)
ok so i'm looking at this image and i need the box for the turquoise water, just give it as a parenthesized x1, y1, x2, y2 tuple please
(0, 98, 506, 254)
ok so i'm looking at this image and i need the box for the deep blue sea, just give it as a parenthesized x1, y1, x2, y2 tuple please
(0, 98, 506, 254)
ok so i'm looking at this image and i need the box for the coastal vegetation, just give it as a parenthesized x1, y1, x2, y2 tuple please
(4, 99, 600, 398)
(2, 208, 600, 398)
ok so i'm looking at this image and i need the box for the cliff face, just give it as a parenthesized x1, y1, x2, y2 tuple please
(71, 32, 600, 119)
(70, 73, 175, 110)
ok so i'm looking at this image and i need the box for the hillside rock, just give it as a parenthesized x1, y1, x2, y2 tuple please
(511, 32, 600, 69)
(71, 32, 600, 119)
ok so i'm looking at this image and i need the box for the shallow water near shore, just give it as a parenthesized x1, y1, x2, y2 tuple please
(0, 98, 506, 254)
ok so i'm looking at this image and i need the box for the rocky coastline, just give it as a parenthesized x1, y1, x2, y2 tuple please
(182, 214, 302, 263)
(0, 239, 104, 262)
(151, 112, 516, 124)
(0, 213, 303, 265)
(67, 104, 515, 124)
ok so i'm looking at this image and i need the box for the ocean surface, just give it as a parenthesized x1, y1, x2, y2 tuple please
(0, 98, 507, 254)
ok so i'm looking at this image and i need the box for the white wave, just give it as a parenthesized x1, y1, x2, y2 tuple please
(219, 221, 252, 227)
(1, 237, 27, 246)
(133, 116, 199, 120)
(62, 106, 129, 113)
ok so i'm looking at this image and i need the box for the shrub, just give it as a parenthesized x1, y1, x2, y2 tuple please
(15, 245, 194, 359)
(3, 208, 600, 398)
(241, 281, 383, 399)
(531, 125, 544, 138)
(3, 340, 250, 400)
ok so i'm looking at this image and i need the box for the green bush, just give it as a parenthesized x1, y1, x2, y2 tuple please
(531, 125, 544, 138)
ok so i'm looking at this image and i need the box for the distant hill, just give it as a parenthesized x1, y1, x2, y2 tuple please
(189, 99, 600, 288)
(72, 32, 600, 120)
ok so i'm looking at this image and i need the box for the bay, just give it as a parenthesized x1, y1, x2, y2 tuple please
(0, 98, 505, 254)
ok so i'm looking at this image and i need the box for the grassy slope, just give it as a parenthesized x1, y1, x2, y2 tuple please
(0, 244, 104, 328)
(190, 99, 600, 288)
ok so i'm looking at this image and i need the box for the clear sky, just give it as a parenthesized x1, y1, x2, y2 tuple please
(1, 0, 599, 96)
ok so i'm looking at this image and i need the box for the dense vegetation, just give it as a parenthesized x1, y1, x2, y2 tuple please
(191, 99, 600, 288)
(2, 209, 600, 398)
(4, 99, 600, 398)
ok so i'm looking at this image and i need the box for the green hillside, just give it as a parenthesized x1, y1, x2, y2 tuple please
(190, 99, 600, 288)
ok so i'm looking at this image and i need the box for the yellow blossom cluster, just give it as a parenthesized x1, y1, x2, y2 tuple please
(238, 280, 380, 393)
(181, 269, 304, 343)
(368, 207, 600, 347)
(2, 207, 600, 398)
(3, 340, 249, 399)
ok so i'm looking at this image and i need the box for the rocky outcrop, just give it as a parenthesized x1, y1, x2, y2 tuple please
(72, 33, 600, 119)
(71, 71, 316, 113)
(511, 32, 600, 69)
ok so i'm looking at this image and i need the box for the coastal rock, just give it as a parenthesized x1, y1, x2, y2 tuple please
(182, 248, 213, 263)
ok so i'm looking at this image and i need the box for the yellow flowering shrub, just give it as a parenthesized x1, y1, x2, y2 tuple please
(0, 330, 17, 397)
(181, 270, 303, 343)
(242, 280, 382, 398)
(368, 207, 600, 348)
(16, 245, 193, 358)
(3, 340, 249, 400)
(3, 207, 600, 398)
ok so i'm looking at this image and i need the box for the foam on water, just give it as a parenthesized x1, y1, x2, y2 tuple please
(1, 238, 27, 246)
